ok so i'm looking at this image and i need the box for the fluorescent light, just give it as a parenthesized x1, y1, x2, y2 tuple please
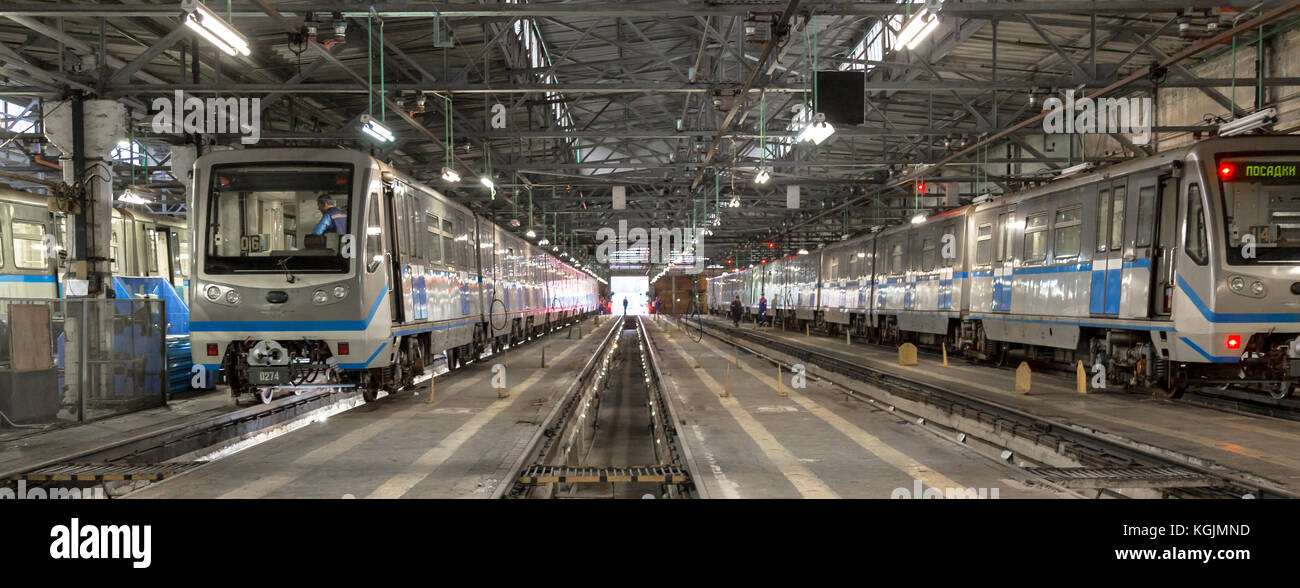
(181, 0, 251, 57)
(441, 167, 461, 182)
(911, 213, 927, 224)
(1057, 162, 1095, 178)
(538, 238, 550, 246)
(525, 229, 536, 238)
(797, 248, 809, 255)
(479, 176, 494, 188)
(893, 8, 939, 51)
(795, 113, 835, 144)
(754, 167, 771, 184)
(1219, 108, 1277, 137)
(119, 190, 152, 205)
(359, 114, 394, 143)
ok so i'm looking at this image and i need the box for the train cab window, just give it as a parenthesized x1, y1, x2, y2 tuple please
(426, 214, 442, 263)
(1053, 206, 1082, 259)
(1023, 213, 1048, 263)
(12, 221, 46, 269)
(1136, 186, 1156, 247)
(1186, 184, 1209, 265)
(1110, 187, 1126, 252)
(205, 162, 354, 274)
(921, 238, 936, 271)
(1219, 161, 1300, 264)
(976, 223, 993, 264)
(365, 196, 383, 273)
(179, 240, 190, 279)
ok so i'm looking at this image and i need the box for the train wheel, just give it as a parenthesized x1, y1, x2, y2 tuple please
(1268, 382, 1291, 400)
(259, 388, 275, 404)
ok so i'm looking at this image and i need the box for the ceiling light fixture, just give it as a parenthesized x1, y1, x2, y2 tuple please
(893, 6, 941, 51)
(181, 0, 251, 57)
(441, 167, 461, 182)
(359, 114, 394, 143)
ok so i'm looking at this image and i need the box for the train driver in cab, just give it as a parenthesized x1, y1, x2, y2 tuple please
(312, 195, 349, 235)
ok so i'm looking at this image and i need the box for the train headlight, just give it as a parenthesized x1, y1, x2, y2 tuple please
(206, 285, 222, 301)
(1230, 276, 1245, 292)
(313, 290, 329, 304)
(1251, 281, 1266, 296)
(333, 285, 347, 299)
(224, 289, 240, 304)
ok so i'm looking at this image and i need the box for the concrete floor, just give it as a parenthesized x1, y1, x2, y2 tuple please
(645, 318, 1061, 499)
(130, 318, 617, 498)
(702, 316, 1300, 494)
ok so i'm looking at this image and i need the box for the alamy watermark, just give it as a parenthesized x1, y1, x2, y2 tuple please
(1042, 89, 1152, 144)
(595, 220, 704, 274)
(150, 90, 261, 144)
(891, 479, 1000, 499)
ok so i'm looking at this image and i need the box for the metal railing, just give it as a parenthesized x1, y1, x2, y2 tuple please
(0, 297, 166, 429)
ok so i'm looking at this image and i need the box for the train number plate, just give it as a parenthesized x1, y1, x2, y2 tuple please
(247, 367, 288, 385)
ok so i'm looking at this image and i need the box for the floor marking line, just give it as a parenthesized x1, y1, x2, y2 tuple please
(364, 336, 593, 498)
(696, 338, 969, 496)
(660, 334, 839, 499)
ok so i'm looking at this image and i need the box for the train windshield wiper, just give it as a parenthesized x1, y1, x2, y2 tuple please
(277, 256, 296, 284)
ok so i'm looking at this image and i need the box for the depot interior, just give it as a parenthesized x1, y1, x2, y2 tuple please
(2, 1, 1300, 501)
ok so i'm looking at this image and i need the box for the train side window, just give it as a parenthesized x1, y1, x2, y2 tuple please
(921, 238, 936, 271)
(1185, 184, 1209, 265)
(1054, 205, 1082, 260)
(1110, 187, 1126, 251)
(1023, 212, 1048, 263)
(426, 214, 441, 262)
(890, 243, 903, 273)
(442, 219, 455, 267)
(941, 223, 956, 267)
(975, 223, 993, 264)
(365, 195, 383, 273)
(996, 213, 1012, 262)
(1096, 189, 1111, 252)
(12, 221, 46, 269)
(109, 230, 119, 273)
(1136, 185, 1156, 247)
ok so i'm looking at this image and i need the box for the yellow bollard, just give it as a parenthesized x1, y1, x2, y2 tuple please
(777, 364, 787, 397)
(805, 323, 810, 337)
(540, 345, 548, 368)
(942, 342, 949, 366)
(498, 384, 508, 399)
(898, 343, 918, 366)
(426, 374, 436, 404)
(1076, 360, 1087, 394)
(723, 365, 731, 398)
(694, 353, 701, 369)
(1015, 361, 1032, 394)
(846, 331, 851, 345)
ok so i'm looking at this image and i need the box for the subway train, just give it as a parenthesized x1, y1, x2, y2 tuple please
(0, 186, 189, 304)
(710, 136, 1300, 400)
(189, 148, 598, 403)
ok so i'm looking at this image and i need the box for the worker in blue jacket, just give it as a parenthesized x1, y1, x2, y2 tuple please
(312, 196, 348, 235)
(758, 295, 768, 327)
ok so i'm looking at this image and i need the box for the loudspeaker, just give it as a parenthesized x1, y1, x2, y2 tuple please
(815, 71, 864, 125)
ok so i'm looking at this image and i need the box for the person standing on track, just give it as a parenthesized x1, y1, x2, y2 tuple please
(758, 294, 768, 327)
(730, 296, 743, 327)
(622, 297, 629, 315)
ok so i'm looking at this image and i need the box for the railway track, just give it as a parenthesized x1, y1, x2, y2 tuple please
(3, 315, 593, 496)
(676, 313, 1297, 499)
(498, 316, 697, 499)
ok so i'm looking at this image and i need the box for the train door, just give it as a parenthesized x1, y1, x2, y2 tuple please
(993, 207, 1015, 312)
(1091, 178, 1128, 315)
(1150, 175, 1178, 317)
(1122, 173, 1160, 318)
(383, 183, 409, 325)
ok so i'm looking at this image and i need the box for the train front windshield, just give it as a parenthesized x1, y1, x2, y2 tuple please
(1219, 159, 1300, 265)
(204, 163, 355, 274)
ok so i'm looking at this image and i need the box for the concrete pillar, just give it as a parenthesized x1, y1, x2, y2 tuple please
(43, 98, 126, 412)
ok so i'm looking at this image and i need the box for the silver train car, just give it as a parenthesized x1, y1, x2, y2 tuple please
(189, 148, 598, 402)
(710, 136, 1300, 399)
(0, 187, 188, 301)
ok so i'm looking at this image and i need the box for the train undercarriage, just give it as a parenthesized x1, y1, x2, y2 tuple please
(215, 311, 590, 404)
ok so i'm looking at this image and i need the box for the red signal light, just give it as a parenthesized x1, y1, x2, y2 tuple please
(1225, 335, 1242, 350)
(1218, 163, 1235, 180)
(768, 242, 774, 248)
(917, 183, 926, 194)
